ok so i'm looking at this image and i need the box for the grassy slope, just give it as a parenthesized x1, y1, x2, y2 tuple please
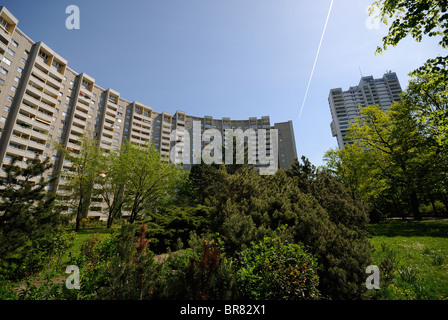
(368, 219, 448, 300)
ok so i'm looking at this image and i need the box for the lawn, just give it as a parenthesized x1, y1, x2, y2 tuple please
(368, 219, 448, 300)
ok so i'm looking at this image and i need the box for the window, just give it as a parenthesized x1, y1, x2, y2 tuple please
(11, 40, 18, 47)
(38, 51, 49, 62)
(0, 66, 8, 75)
(14, 76, 20, 83)
(7, 48, 15, 56)
(2, 57, 11, 66)
(11, 86, 16, 92)
(17, 67, 23, 73)
(52, 60, 62, 72)
(0, 17, 11, 31)
(21, 58, 26, 64)
(4, 106, 9, 112)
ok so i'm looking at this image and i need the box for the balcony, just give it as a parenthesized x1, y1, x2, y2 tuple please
(70, 125, 84, 135)
(78, 93, 91, 106)
(104, 114, 115, 123)
(31, 67, 48, 80)
(20, 104, 38, 116)
(108, 96, 118, 105)
(39, 100, 56, 114)
(106, 103, 117, 112)
(100, 142, 112, 149)
(103, 121, 114, 130)
(30, 74, 46, 88)
(48, 65, 63, 82)
(44, 84, 59, 97)
(130, 137, 143, 145)
(22, 92, 39, 107)
(9, 135, 28, 148)
(27, 139, 46, 151)
(0, 40, 6, 55)
(41, 92, 57, 105)
(5, 146, 28, 159)
(30, 129, 48, 141)
(3, 158, 28, 169)
(34, 56, 50, 72)
(72, 116, 86, 127)
(46, 75, 62, 89)
(76, 103, 89, 114)
(26, 85, 43, 98)
(79, 85, 92, 96)
(101, 135, 113, 144)
(16, 115, 50, 132)
(0, 25, 11, 44)
(67, 142, 80, 151)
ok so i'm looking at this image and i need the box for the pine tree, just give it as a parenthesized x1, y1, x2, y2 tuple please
(0, 156, 62, 279)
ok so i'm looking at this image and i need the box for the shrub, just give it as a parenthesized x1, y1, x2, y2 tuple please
(235, 236, 320, 300)
(154, 232, 236, 300)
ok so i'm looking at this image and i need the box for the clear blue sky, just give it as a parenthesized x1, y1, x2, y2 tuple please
(4, 0, 445, 166)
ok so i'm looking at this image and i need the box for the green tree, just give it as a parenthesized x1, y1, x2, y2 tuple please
(372, 0, 448, 77)
(347, 103, 430, 220)
(0, 156, 62, 279)
(95, 148, 127, 228)
(59, 135, 101, 231)
(119, 142, 185, 223)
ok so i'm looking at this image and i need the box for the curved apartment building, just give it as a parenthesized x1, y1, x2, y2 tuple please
(0, 7, 297, 218)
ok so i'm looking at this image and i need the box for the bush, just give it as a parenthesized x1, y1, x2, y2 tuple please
(187, 160, 374, 300)
(235, 236, 320, 300)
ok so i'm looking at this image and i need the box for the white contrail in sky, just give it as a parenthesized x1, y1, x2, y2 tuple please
(298, 0, 334, 120)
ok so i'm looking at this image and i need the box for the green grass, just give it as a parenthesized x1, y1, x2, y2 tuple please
(368, 219, 448, 300)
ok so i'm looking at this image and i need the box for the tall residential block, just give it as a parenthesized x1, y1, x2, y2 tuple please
(0, 7, 297, 219)
(328, 71, 402, 148)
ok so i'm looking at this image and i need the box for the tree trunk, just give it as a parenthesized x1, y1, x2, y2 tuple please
(441, 192, 448, 217)
(409, 190, 422, 220)
(429, 194, 438, 216)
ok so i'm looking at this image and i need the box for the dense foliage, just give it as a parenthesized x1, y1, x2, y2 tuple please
(0, 156, 67, 279)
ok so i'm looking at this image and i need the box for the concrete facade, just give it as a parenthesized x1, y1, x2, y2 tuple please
(328, 72, 402, 148)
